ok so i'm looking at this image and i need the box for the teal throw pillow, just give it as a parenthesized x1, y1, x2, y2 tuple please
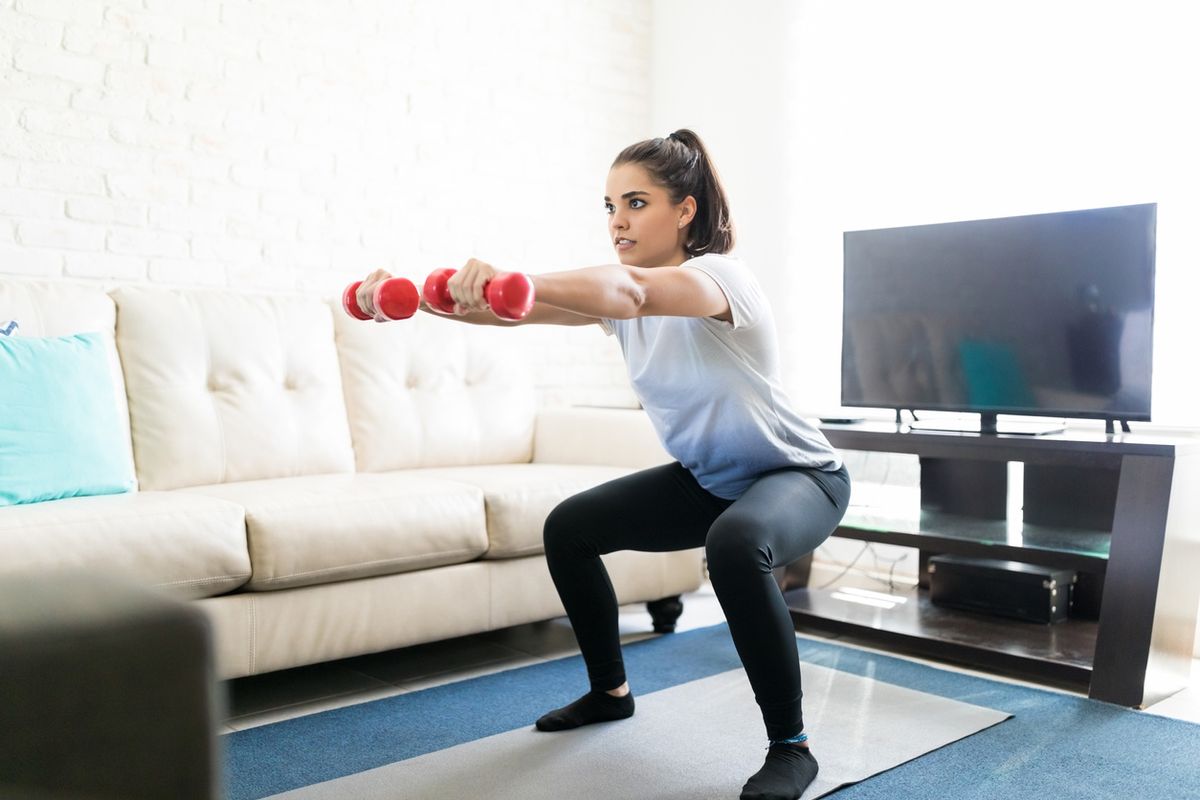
(0, 332, 135, 506)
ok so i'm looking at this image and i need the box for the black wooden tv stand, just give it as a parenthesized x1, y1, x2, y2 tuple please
(785, 421, 1199, 708)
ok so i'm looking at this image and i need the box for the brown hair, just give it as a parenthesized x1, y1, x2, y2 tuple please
(611, 128, 735, 257)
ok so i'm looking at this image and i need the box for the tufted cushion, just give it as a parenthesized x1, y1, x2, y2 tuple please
(181, 472, 489, 591)
(112, 287, 356, 491)
(0, 279, 136, 487)
(332, 306, 537, 471)
(409, 463, 635, 558)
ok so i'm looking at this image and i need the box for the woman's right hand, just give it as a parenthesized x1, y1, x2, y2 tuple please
(355, 268, 392, 323)
(448, 258, 499, 315)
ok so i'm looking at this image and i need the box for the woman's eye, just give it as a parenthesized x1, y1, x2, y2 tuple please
(604, 199, 646, 213)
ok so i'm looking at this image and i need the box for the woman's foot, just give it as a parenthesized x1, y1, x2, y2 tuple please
(739, 741, 818, 800)
(534, 685, 635, 731)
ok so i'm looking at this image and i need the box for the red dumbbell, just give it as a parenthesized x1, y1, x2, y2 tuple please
(486, 271, 536, 321)
(421, 268, 458, 315)
(421, 268, 535, 321)
(342, 278, 420, 321)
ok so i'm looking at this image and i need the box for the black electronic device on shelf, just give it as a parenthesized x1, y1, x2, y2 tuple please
(840, 203, 1156, 435)
(927, 555, 1076, 625)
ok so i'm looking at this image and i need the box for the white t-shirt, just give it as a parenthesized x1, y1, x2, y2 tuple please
(600, 253, 842, 500)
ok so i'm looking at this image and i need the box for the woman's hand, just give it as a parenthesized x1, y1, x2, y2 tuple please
(355, 268, 394, 322)
(448, 258, 498, 314)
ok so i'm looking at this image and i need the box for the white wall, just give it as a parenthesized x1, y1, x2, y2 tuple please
(0, 0, 646, 408)
(653, 0, 1200, 428)
(9, 1, 1192, 415)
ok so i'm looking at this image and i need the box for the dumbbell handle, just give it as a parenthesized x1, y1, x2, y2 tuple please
(422, 268, 535, 321)
(342, 278, 420, 321)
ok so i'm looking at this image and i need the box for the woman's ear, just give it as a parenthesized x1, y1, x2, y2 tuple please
(679, 196, 697, 227)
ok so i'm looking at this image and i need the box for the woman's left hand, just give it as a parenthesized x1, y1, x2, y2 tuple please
(448, 258, 498, 314)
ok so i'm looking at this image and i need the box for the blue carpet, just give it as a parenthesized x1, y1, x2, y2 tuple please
(223, 623, 1200, 800)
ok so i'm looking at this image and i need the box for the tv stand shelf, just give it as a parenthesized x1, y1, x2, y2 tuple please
(795, 422, 1200, 708)
(838, 505, 1109, 571)
(784, 584, 1098, 686)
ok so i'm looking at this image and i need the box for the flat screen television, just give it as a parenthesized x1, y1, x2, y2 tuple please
(841, 203, 1156, 434)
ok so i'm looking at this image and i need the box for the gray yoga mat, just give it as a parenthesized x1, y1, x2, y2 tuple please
(268, 663, 1011, 799)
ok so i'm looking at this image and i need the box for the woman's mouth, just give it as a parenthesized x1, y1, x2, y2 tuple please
(615, 238, 636, 252)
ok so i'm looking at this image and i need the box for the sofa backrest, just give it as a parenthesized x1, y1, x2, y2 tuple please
(0, 279, 138, 490)
(3, 277, 536, 490)
(112, 286, 356, 491)
(332, 306, 536, 471)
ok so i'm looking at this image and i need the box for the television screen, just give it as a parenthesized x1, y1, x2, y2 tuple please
(841, 203, 1156, 422)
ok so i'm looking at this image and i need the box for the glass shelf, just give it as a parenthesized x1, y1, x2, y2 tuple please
(839, 484, 1109, 569)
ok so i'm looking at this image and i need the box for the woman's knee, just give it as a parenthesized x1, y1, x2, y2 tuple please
(542, 494, 600, 558)
(705, 514, 772, 575)
(542, 501, 575, 552)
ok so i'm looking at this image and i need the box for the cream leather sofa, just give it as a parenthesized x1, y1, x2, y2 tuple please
(0, 278, 704, 680)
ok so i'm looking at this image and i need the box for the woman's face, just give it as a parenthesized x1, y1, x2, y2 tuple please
(605, 162, 695, 268)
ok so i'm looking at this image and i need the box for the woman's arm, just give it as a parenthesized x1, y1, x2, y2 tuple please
(533, 264, 732, 322)
(353, 266, 598, 327)
(363, 258, 732, 326)
(419, 300, 600, 327)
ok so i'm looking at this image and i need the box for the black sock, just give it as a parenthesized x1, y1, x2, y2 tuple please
(534, 689, 635, 731)
(739, 743, 819, 800)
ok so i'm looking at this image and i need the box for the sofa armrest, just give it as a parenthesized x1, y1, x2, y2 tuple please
(0, 571, 220, 800)
(532, 406, 670, 469)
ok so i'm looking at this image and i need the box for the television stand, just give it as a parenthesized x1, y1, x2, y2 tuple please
(793, 421, 1200, 709)
(906, 411, 1064, 436)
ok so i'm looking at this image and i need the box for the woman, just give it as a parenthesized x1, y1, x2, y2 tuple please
(355, 129, 850, 800)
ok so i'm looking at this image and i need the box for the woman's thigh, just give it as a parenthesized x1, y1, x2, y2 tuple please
(544, 462, 735, 555)
(706, 467, 850, 570)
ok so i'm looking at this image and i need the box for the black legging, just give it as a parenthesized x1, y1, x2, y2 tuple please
(542, 460, 851, 741)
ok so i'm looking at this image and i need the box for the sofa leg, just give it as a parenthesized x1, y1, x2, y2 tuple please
(647, 595, 684, 633)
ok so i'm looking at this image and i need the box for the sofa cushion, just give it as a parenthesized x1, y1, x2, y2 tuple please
(1, 333, 136, 506)
(181, 473, 489, 591)
(112, 286, 356, 491)
(408, 463, 634, 558)
(0, 492, 250, 600)
(332, 308, 536, 471)
(0, 279, 137, 489)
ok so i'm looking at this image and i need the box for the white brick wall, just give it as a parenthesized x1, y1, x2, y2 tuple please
(0, 0, 645, 409)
